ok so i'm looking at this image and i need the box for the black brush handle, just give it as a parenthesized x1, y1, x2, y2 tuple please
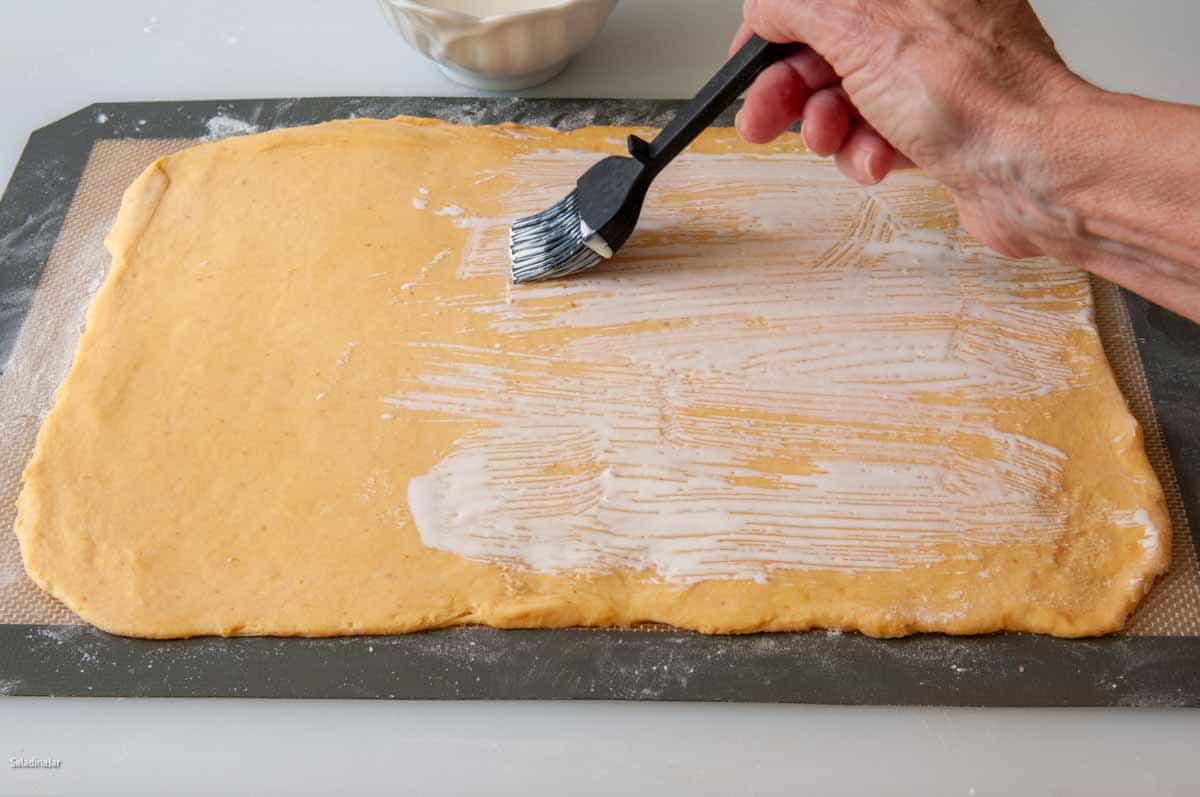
(632, 36, 807, 174)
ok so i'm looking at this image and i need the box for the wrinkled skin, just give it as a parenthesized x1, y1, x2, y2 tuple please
(731, 0, 1200, 322)
(732, 0, 1077, 257)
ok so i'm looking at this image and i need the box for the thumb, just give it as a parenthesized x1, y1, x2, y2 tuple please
(742, 0, 850, 56)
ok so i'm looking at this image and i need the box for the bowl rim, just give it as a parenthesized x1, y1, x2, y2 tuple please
(382, 0, 616, 24)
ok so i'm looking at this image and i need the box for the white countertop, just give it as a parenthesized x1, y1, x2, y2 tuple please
(2, 2, 1199, 794)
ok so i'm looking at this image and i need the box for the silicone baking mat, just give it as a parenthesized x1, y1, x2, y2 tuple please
(1, 98, 1198, 705)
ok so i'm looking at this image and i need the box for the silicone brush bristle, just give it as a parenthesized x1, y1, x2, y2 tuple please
(509, 191, 604, 284)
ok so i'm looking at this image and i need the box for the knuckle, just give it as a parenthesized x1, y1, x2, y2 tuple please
(743, 0, 804, 35)
(742, 0, 768, 27)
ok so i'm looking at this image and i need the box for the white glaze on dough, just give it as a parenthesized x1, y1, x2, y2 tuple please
(1123, 507, 1162, 556)
(396, 148, 1092, 583)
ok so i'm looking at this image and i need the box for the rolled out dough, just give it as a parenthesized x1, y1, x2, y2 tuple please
(14, 117, 1169, 638)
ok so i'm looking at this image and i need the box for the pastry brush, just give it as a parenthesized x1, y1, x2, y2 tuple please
(509, 35, 806, 283)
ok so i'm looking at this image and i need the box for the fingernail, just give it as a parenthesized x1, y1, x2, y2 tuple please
(864, 153, 882, 184)
(734, 109, 746, 137)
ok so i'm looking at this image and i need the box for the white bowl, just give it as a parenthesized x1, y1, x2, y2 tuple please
(377, 0, 619, 91)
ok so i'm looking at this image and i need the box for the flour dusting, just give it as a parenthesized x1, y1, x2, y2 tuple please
(204, 115, 260, 140)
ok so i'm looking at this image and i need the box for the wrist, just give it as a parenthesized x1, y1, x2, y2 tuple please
(963, 66, 1108, 258)
(975, 76, 1200, 314)
(1017, 75, 1119, 225)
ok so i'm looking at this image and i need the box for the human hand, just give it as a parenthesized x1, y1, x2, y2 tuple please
(731, 0, 1083, 257)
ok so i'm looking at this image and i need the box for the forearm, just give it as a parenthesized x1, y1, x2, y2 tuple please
(1004, 78, 1200, 320)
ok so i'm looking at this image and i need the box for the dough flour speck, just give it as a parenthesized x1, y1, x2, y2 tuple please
(205, 115, 261, 140)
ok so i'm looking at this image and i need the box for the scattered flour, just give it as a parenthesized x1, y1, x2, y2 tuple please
(205, 115, 260, 140)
